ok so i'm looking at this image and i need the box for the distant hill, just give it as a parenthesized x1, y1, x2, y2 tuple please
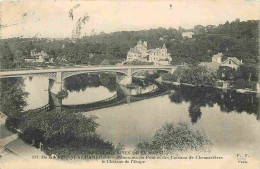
(1, 19, 259, 66)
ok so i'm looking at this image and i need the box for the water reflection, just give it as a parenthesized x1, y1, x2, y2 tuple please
(61, 75, 161, 112)
(169, 85, 259, 123)
(188, 103, 202, 124)
(62, 74, 116, 105)
(64, 74, 116, 92)
(23, 77, 49, 111)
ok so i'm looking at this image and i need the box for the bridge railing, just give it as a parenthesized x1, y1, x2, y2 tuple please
(0, 65, 179, 72)
(0, 67, 39, 72)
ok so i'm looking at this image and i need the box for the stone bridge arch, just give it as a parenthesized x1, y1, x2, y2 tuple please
(61, 69, 128, 81)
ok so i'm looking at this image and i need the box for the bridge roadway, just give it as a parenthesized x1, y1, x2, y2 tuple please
(0, 65, 177, 80)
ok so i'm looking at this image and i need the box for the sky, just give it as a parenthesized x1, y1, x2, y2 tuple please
(0, 0, 259, 39)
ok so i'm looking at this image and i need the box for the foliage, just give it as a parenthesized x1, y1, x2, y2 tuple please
(232, 79, 257, 90)
(161, 73, 177, 82)
(0, 78, 28, 116)
(217, 66, 236, 80)
(124, 61, 153, 65)
(162, 66, 218, 87)
(19, 109, 115, 155)
(144, 71, 160, 81)
(235, 64, 259, 82)
(216, 64, 259, 90)
(136, 122, 213, 153)
(56, 89, 68, 99)
(0, 20, 258, 68)
(0, 76, 116, 156)
(0, 42, 15, 69)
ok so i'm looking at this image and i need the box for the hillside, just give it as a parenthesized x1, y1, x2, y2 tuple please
(0, 19, 259, 67)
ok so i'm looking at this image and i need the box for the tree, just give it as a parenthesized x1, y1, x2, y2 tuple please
(0, 78, 28, 116)
(217, 66, 236, 80)
(0, 42, 15, 69)
(235, 65, 259, 82)
(179, 66, 217, 86)
(136, 122, 212, 153)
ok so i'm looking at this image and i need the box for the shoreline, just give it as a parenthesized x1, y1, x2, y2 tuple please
(160, 80, 259, 94)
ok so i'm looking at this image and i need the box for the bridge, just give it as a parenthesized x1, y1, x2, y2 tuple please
(0, 65, 177, 94)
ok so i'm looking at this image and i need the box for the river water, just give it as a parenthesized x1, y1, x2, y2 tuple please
(1, 74, 260, 157)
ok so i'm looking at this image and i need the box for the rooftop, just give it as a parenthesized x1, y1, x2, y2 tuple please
(224, 57, 243, 65)
(212, 53, 223, 59)
(199, 62, 221, 70)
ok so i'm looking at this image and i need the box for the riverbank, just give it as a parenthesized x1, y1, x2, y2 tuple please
(159, 79, 259, 94)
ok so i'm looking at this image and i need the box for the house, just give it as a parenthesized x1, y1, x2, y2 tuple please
(212, 53, 223, 63)
(148, 44, 172, 65)
(199, 53, 223, 70)
(25, 49, 49, 63)
(126, 40, 148, 62)
(199, 53, 243, 70)
(126, 40, 172, 65)
(221, 57, 243, 69)
(199, 62, 221, 70)
(182, 31, 194, 38)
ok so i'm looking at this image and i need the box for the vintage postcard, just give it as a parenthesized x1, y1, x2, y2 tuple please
(0, 0, 259, 168)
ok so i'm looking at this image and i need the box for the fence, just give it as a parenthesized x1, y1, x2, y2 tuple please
(23, 103, 50, 113)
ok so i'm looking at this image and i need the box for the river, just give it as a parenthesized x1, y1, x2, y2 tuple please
(0, 74, 259, 158)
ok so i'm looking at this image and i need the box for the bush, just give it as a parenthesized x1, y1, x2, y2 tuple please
(136, 122, 213, 153)
(56, 90, 68, 99)
(5, 116, 21, 132)
(21, 127, 45, 148)
(161, 66, 217, 87)
(18, 109, 116, 156)
(232, 79, 257, 90)
(124, 61, 153, 65)
(161, 73, 177, 82)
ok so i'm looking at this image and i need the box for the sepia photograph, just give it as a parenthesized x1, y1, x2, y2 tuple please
(0, 0, 259, 168)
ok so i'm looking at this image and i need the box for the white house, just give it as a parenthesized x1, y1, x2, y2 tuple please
(182, 31, 194, 38)
(126, 40, 172, 65)
(199, 53, 223, 70)
(221, 57, 243, 69)
(212, 53, 223, 63)
(148, 44, 172, 65)
(199, 53, 243, 70)
(126, 40, 148, 62)
(25, 49, 49, 63)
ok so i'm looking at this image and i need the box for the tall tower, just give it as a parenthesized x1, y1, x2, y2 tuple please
(162, 43, 167, 54)
(143, 41, 147, 48)
(137, 40, 142, 51)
